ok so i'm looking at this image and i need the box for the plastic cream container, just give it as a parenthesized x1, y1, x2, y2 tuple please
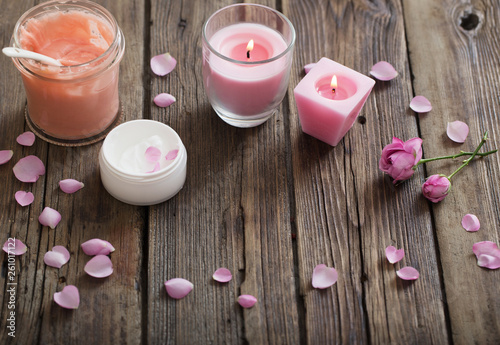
(99, 120, 187, 205)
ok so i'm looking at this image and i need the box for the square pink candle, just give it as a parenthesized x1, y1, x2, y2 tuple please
(294, 57, 375, 146)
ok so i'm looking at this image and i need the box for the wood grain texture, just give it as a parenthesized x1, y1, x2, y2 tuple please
(403, 0, 500, 343)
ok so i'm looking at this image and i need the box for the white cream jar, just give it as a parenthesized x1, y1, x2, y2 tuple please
(99, 120, 187, 205)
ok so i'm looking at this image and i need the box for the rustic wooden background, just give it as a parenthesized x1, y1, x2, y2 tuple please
(1, 0, 499, 344)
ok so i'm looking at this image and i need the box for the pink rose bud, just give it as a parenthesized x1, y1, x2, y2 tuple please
(422, 174, 451, 203)
(379, 137, 423, 183)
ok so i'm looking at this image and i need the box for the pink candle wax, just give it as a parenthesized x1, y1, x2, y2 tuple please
(203, 23, 290, 117)
(294, 58, 375, 146)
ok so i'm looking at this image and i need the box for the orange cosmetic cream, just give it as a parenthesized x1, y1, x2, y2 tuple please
(10, 0, 125, 145)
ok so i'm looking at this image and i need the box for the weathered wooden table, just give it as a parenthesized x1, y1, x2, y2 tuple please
(1, 0, 499, 344)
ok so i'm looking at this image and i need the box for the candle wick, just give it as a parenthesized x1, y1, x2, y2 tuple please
(332, 88, 336, 94)
(247, 50, 250, 59)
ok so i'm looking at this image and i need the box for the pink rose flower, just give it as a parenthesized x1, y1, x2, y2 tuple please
(422, 174, 451, 203)
(379, 137, 423, 183)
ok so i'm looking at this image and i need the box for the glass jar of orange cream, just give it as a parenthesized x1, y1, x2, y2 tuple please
(9, 0, 125, 146)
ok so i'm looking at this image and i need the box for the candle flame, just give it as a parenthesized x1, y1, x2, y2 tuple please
(331, 75, 338, 93)
(247, 39, 254, 52)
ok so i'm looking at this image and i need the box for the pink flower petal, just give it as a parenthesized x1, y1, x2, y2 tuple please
(44, 246, 70, 268)
(13, 155, 45, 183)
(15, 191, 34, 206)
(81, 238, 115, 256)
(84, 255, 113, 278)
(147, 162, 161, 173)
(164, 278, 193, 299)
(151, 52, 177, 76)
(213, 268, 232, 283)
(462, 214, 480, 232)
(2, 239, 27, 256)
(154, 93, 176, 107)
(237, 294, 257, 308)
(311, 264, 338, 289)
(59, 179, 84, 194)
(385, 245, 405, 264)
(38, 207, 61, 229)
(409, 96, 432, 113)
(145, 146, 161, 163)
(165, 149, 179, 161)
(473, 241, 500, 269)
(396, 266, 419, 280)
(0, 150, 14, 165)
(304, 63, 316, 74)
(16, 131, 35, 146)
(447, 121, 469, 143)
(54, 285, 80, 309)
(370, 61, 398, 81)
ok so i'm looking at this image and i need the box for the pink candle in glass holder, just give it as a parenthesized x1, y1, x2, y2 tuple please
(294, 57, 375, 146)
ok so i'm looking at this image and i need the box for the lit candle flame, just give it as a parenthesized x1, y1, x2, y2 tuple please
(331, 75, 337, 93)
(246, 39, 254, 59)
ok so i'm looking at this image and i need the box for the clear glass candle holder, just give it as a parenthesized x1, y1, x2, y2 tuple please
(202, 4, 295, 128)
(9, 0, 125, 146)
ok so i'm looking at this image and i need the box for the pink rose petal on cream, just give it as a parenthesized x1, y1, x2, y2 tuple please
(0, 150, 14, 165)
(16, 131, 35, 146)
(164, 278, 193, 299)
(447, 121, 469, 143)
(396, 266, 419, 280)
(165, 149, 179, 161)
(473, 241, 500, 269)
(15, 191, 34, 206)
(59, 179, 84, 194)
(145, 146, 161, 163)
(38, 207, 61, 229)
(237, 295, 257, 308)
(154, 93, 176, 107)
(54, 285, 80, 309)
(147, 162, 161, 173)
(462, 214, 480, 232)
(84, 255, 113, 278)
(151, 52, 177, 76)
(81, 238, 115, 256)
(213, 268, 232, 283)
(410, 96, 432, 113)
(370, 61, 398, 81)
(13, 155, 45, 182)
(2, 239, 27, 256)
(311, 264, 338, 289)
(304, 63, 316, 74)
(44, 246, 70, 268)
(385, 245, 405, 264)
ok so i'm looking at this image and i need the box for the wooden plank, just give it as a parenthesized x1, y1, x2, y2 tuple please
(147, 0, 299, 343)
(284, 0, 449, 343)
(402, 0, 500, 343)
(0, 0, 146, 343)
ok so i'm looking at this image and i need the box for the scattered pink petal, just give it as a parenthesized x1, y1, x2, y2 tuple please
(2, 239, 27, 256)
(447, 121, 469, 143)
(16, 131, 35, 146)
(164, 278, 193, 299)
(311, 264, 338, 289)
(238, 295, 257, 308)
(165, 149, 179, 161)
(81, 238, 115, 256)
(304, 63, 316, 74)
(145, 146, 161, 163)
(410, 96, 432, 113)
(38, 207, 61, 229)
(473, 241, 500, 269)
(385, 245, 405, 264)
(59, 179, 84, 194)
(154, 93, 176, 107)
(13, 155, 45, 182)
(370, 61, 398, 81)
(462, 214, 480, 232)
(0, 150, 14, 165)
(151, 52, 177, 76)
(396, 266, 419, 280)
(15, 191, 34, 206)
(147, 162, 161, 173)
(213, 268, 232, 283)
(44, 246, 70, 268)
(84, 255, 113, 278)
(54, 285, 80, 309)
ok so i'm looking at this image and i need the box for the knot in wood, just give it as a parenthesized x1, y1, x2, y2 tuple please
(455, 5, 484, 33)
